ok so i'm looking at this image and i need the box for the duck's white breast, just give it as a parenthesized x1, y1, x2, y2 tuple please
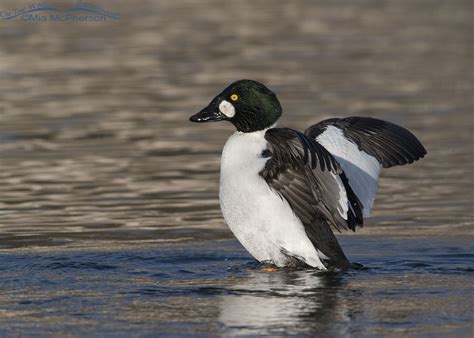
(218, 130, 325, 268)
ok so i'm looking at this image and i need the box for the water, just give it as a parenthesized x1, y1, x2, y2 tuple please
(0, 0, 473, 336)
(0, 237, 472, 336)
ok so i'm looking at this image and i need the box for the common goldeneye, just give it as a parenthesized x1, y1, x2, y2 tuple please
(190, 79, 426, 270)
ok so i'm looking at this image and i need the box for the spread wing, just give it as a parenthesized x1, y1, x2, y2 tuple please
(306, 117, 427, 217)
(260, 128, 363, 268)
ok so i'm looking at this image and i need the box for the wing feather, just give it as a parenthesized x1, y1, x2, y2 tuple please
(306, 117, 426, 217)
(260, 128, 362, 268)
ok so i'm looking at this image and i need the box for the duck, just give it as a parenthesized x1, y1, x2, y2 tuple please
(189, 79, 426, 270)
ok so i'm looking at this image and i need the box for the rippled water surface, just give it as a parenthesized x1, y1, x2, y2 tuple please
(0, 0, 473, 336)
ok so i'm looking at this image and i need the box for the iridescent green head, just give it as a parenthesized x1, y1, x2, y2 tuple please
(190, 80, 282, 132)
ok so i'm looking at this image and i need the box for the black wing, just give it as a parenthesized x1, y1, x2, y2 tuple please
(260, 128, 363, 269)
(305, 116, 427, 168)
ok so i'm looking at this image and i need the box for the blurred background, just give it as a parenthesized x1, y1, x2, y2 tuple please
(0, 0, 472, 336)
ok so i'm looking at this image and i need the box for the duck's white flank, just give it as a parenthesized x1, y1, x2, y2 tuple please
(316, 125, 381, 217)
(219, 130, 326, 269)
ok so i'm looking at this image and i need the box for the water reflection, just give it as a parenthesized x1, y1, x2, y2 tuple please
(219, 270, 357, 336)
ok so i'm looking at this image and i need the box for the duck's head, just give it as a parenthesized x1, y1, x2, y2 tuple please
(190, 79, 282, 132)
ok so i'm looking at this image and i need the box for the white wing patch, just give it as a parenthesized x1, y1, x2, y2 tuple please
(334, 174, 349, 219)
(316, 126, 381, 217)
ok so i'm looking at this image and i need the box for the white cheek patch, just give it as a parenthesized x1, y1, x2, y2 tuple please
(219, 100, 236, 118)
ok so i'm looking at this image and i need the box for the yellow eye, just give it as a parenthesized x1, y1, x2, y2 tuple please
(230, 94, 238, 101)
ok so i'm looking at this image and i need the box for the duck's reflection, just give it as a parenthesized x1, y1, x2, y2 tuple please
(219, 269, 358, 336)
